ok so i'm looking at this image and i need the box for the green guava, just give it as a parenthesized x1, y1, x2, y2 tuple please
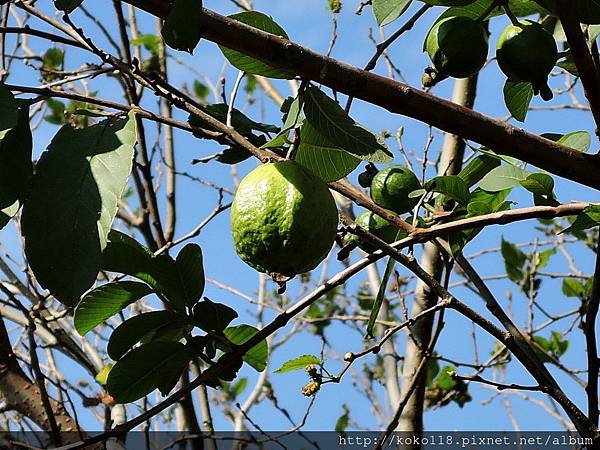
(425, 16, 489, 79)
(230, 161, 339, 277)
(497, 20, 558, 99)
(370, 165, 421, 215)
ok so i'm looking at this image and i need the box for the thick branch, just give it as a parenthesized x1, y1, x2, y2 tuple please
(586, 231, 600, 425)
(121, 1, 600, 190)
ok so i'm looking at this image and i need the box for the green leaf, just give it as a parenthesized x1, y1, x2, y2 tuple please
(373, 0, 412, 26)
(479, 165, 529, 192)
(0, 83, 18, 137)
(193, 80, 210, 100)
(466, 188, 511, 216)
(367, 256, 396, 338)
(223, 325, 268, 372)
(219, 12, 295, 79)
(589, 24, 600, 43)
(0, 105, 32, 211)
(95, 364, 113, 385)
(101, 230, 157, 285)
(303, 87, 393, 163)
(74, 281, 153, 335)
(562, 279, 585, 298)
(43, 48, 64, 69)
(534, 248, 556, 271)
(106, 342, 194, 403)
(425, 175, 470, 205)
(503, 81, 533, 123)
(457, 155, 501, 188)
(161, 0, 203, 53)
(558, 131, 591, 153)
(107, 311, 184, 360)
(192, 298, 238, 333)
(550, 331, 569, 357)
(436, 366, 457, 390)
(0, 201, 20, 231)
(44, 99, 66, 125)
(295, 121, 361, 182)
(54, 0, 84, 13)
(22, 113, 137, 305)
(102, 234, 206, 310)
(520, 173, 554, 196)
(174, 244, 205, 307)
(438, 0, 550, 20)
(335, 405, 350, 432)
(501, 238, 527, 282)
(560, 205, 600, 234)
(274, 354, 322, 374)
(131, 34, 161, 54)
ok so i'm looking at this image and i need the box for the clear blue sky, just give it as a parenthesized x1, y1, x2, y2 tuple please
(0, 0, 596, 432)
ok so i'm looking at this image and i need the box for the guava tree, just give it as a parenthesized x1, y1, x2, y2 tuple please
(0, 0, 599, 448)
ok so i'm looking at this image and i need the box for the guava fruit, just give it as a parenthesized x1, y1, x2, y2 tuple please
(230, 161, 339, 277)
(425, 16, 489, 79)
(370, 165, 421, 215)
(497, 20, 558, 100)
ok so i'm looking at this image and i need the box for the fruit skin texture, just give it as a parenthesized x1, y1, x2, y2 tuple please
(347, 211, 404, 253)
(230, 161, 338, 277)
(497, 20, 558, 90)
(425, 16, 489, 79)
(370, 165, 421, 214)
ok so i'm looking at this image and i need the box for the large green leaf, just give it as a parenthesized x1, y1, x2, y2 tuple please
(174, 243, 205, 307)
(479, 165, 529, 192)
(295, 121, 360, 182)
(457, 155, 501, 187)
(107, 311, 185, 360)
(534, 0, 600, 24)
(0, 105, 32, 223)
(373, 0, 412, 26)
(558, 131, 591, 153)
(161, 0, 203, 53)
(275, 355, 322, 374)
(223, 325, 268, 372)
(219, 12, 295, 79)
(520, 173, 554, 196)
(74, 281, 153, 335)
(106, 342, 195, 403)
(303, 87, 392, 163)
(102, 234, 205, 310)
(425, 175, 470, 205)
(22, 113, 137, 305)
(503, 81, 533, 123)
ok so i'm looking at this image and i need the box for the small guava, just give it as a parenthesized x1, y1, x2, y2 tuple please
(425, 16, 489, 79)
(370, 166, 421, 215)
(497, 20, 558, 100)
(230, 161, 339, 277)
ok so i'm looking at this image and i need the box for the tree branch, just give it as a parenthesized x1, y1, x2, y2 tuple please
(121, 1, 600, 190)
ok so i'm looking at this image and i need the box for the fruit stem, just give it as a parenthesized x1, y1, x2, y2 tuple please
(502, 4, 521, 27)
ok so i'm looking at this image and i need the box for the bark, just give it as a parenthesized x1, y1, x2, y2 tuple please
(0, 316, 84, 443)
(397, 76, 478, 444)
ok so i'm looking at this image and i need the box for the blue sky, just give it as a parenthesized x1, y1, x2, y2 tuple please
(0, 0, 597, 433)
